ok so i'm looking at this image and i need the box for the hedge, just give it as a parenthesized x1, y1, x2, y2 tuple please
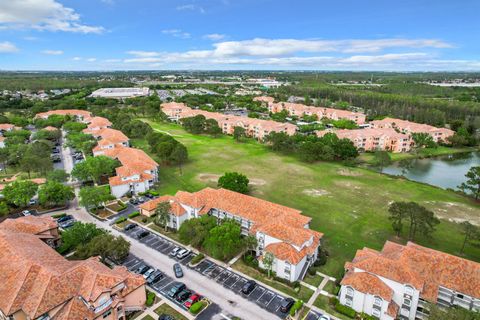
(115, 217, 127, 224)
(146, 291, 156, 307)
(335, 301, 356, 318)
(148, 190, 159, 196)
(128, 211, 140, 218)
(189, 301, 206, 315)
(289, 300, 304, 316)
(52, 213, 67, 219)
(190, 253, 204, 265)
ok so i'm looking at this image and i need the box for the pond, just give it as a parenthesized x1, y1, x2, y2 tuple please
(380, 152, 480, 190)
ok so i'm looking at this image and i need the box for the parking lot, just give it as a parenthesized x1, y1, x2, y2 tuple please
(121, 224, 290, 319)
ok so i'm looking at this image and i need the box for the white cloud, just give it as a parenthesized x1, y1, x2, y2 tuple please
(72, 56, 82, 61)
(126, 50, 160, 57)
(86, 58, 96, 62)
(161, 29, 191, 39)
(0, 0, 104, 33)
(0, 41, 19, 53)
(203, 33, 226, 41)
(176, 4, 205, 13)
(41, 49, 63, 55)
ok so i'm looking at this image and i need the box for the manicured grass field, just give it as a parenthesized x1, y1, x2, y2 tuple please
(141, 120, 480, 278)
(154, 303, 188, 320)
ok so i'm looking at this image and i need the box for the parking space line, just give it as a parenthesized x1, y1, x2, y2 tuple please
(265, 294, 276, 306)
(255, 288, 266, 301)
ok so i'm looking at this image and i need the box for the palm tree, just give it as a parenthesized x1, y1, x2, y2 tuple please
(155, 201, 171, 231)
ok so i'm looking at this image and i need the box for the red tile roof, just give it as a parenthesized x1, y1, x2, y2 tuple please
(0, 216, 57, 235)
(34, 109, 92, 119)
(341, 271, 394, 301)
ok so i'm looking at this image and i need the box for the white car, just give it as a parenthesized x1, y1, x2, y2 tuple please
(169, 247, 181, 257)
(21, 210, 32, 216)
(177, 249, 190, 259)
(143, 268, 155, 279)
(319, 315, 331, 320)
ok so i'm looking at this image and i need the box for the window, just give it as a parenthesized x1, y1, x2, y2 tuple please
(102, 310, 112, 318)
(404, 298, 411, 306)
(346, 287, 354, 297)
(374, 296, 382, 307)
(405, 285, 414, 296)
(345, 298, 353, 307)
(372, 308, 381, 317)
(456, 293, 464, 299)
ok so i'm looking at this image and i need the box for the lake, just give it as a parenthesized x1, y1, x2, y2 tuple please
(380, 152, 480, 190)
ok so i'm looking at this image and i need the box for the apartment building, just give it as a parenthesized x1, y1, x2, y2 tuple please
(87, 128, 130, 155)
(0, 215, 60, 247)
(35, 109, 93, 122)
(0, 216, 146, 320)
(102, 147, 159, 198)
(338, 241, 480, 320)
(84, 116, 113, 132)
(370, 118, 455, 143)
(161, 102, 297, 140)
(254, 96, 367, 124)
(317, 128, 412, 153)
(139, 187, 323, 282)
(0, 123, 21, 135)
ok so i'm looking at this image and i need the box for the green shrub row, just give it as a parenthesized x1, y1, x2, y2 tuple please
(189, 301, 206, 315)
(190, 253, 204, 265)
(289, 300, 304, 316)
(52, 213, 67, 219)
(128, 211, 140, 218)
(115, 217, 127, 224)
(334, 299, 356, 318)
(146, 291, 156, 307)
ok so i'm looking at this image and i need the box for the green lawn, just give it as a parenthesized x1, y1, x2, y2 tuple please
(303, 273, 324, 288)
(314, 295, 350, 320)
(154, 303, 188, 320)
(140, 120, 480, 278)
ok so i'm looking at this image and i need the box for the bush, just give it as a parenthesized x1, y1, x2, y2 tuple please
(128, 211, 140, 218)
(189, 301, 206, 315)
(314, 247, 328, 266)
(52, 213, 67, 219)
(115, 217, 127, 224)
(289, 300, 304, 316)
(335, 301, 356, 318)
(148, 190, 159, 196)
(146, 291, 156, 307)
(359, 313, 377, 320)
(190, 253, 204, 265)
(307, 267, 317, 276)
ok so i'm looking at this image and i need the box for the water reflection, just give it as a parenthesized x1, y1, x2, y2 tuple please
(380, 152, 480, 190)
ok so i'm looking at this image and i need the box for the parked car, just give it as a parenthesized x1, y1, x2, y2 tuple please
(169, 247, 181, 257)
(135, 264, 150, 275)
(143, 268, 155, 279)
(167, 282, 186, 298)
(175, 289, 192, 303)
(173, 263, 183, 278)
(137, 230, 150, 239)
(183, 293, 200, 309)
(319, 316, 331, 320)
(176, 249, 189, 259)
(28, 199, 36, 206)
(144, 193, 154, 199)
(137, 196, 147, 203)
(146, 270, 163, 284)
(158, 315, 175, 320)
(129, 198, 139, 205)
(57, 215, 73, 223)
(280, 297, 295, 313)
(59, 219, 75, 229)
(21, 210, 32, 216)
(241, 280, 257, 294)
(124, 223, 137, 231)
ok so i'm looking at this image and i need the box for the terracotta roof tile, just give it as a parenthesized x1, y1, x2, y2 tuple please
(341, 271, 394, 301)
(264, 242, 306, 265)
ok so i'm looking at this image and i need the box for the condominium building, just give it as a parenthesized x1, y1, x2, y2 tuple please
(0, 123, 21, 135)
(161, 102, 297, 140)
(139, 187, 323, 282)
(317, 128, 412, 153)
(0, 216, 146, 320)
(89, 87, 150, 99)
(88, 128, 130, 155)
(254, 96, 367, 124)
(34, 109, 93, 122)
(370, 118, 455, 143)
(338, 241, 480, 320)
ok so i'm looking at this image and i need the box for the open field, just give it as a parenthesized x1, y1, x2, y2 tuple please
(140, 120, 480, 278)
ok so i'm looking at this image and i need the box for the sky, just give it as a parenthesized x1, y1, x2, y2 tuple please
(0, 0, 479, 71)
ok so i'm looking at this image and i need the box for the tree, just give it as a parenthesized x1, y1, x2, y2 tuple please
(169, 143, 188, 174)
(75, 233, 130, 264)
(428, 304, 480, 320)
(412, 132, 436, 149)
(459, 221, 480, 255)
(459, 166, 480, 199)
(154, 202, 171, 231)
(181, 115, 206, 134)
(38, 181, 75, 208)
(203, 220, 244, 261)
(59, 222, 106, 253)
(0, 201, 9, 216)
(262, 252, 275, 278)
(388, 201, 439, 240)
(2, 180, 38, 207)
(72, 156, 119, 184)
(19, 143, 52, 178)
(79, 186, 113, 210)
(373, 150, 392, 171)
(233, 126, 246, 142)
(0, 147, 9, 173)
(218, 172, 249, 194)
(205, 119, 222, 137)
(47, 169, 69, 182)
(178, 215, 217, 248)
(388, 201, 409, 237)
(243, 235, 258, 258)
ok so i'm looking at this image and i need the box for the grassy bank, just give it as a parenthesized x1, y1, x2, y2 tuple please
(140, 120, 480, 278)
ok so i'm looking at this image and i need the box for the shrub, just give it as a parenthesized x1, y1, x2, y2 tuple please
(335, 301, 356, 318)
(289, 300, 304, 316)
(115, 217, 127, 224)
(189, 301, 206, 315)
(52, 213, 67, 219)
(142, 217, 148, 223)
(307, 267, 317, 276)
(146, 291, 156, 307)
(359, 313, 377, 320)
(147, 190, 159, 196)
(314, 247, 328, 266)
(128, 211, 140, 218)
(190, 253, 204, 265)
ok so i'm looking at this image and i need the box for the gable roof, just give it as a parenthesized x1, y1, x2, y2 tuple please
(341, 271, 394, 301)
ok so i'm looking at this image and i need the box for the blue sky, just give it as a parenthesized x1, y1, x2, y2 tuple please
(0, 0, 479, 71)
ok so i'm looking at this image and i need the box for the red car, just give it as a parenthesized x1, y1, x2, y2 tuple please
(183, 293, 200, 309)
